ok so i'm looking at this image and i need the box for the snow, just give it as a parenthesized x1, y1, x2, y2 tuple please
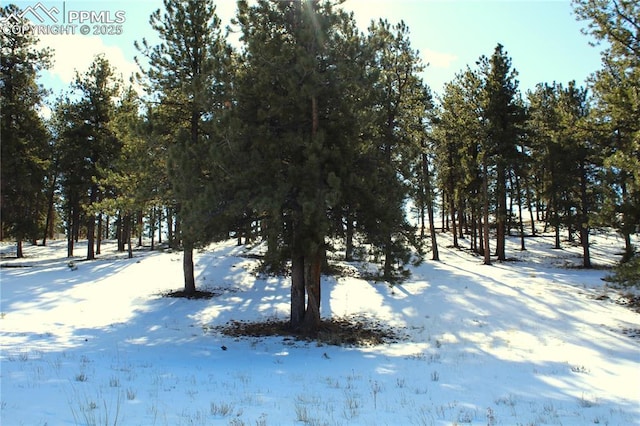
(1, 234, 638, 425)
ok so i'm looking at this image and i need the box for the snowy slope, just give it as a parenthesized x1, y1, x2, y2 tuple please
(1, 234, 638, 425)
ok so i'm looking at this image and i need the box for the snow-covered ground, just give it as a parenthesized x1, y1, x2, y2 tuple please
(1, 232, 638, 425)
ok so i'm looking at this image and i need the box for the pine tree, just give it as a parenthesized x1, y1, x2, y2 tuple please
(1, 5, 52, 257)
(136, 0, 232, 294)
(526, 80, 600, 265)
(410, 83, 439, 260)
(234, 0, 351, 332)
(556, 81, 598, 267)
(526, 83, 563, 248)
(363, 19, 426, 279)
(55, 55, 121, 260)
(93, 88, 151, 258)
(434, 72, 477, 250)
(434, 68, 488, 259)
(573, 0, 640, 261)
(76, 55, 121, 260)
(478, 44, 524, 261)
(52, 97, 84, 257)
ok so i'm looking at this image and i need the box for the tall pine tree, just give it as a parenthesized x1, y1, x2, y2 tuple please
(478, 44, 524, 261)
(1, 5, 52, 256)
(234, 0, 354, 332)
(573, 0, 640, 261)
(363, 19, 426, 279)
(136, 0, 232, 294)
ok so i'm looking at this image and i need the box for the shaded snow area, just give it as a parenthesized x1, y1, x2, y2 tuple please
(1, 233, 638, 425)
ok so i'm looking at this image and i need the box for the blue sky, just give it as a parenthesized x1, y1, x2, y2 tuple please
(10, 0, 603, 109)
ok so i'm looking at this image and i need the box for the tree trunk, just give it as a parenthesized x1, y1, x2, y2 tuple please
(553, 205, 561, 249)
(496, 168, 506, 261)
(157, 207, 162, 245)
(519, 151, 536, 236)
(87, 215, 95, 260)
(116, 213, 124, 252)
(450, 195, 458, 248)
(86, 185, 98, 260)
(67, 206, 74, 258)
(419, 201, 426, 239)
(528, 200, 536, 236)
(96, 213, 102, 255)
(483, 161, 491, 265)
(478, 214, 485, 256)
(508, 179, 513, 238)
(291, 251, 305, 330)
(470, 209, 477, 253)
(150, 207, 156, 251)
(183, 242, 196, 294)
(42, 172, 57, 246)
(166, 206, 174, 248)
(302, 248, 322, 334)
(72, 203, 80, 244)
(345, 212, 354, 261)
(16, 239, 23, 258)
(299, 94, 323, 334)
(622, 232, 633, 263)
(137, 210, 143, 247)
(127, 220, 133, 259)
(427, 191, 439, 261)
(515, 173, 526, 251)
(441, 190, 446, 232)
(423, 153, 439, 261)
(457, 200, 464, 240)
(567, 206, 574, 243)
(579, 161, 591, 268)
(580, 225, 591, 268)
(47, 207, 55, 239)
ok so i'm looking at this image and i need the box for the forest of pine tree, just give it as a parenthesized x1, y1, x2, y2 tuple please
(1, 0, 638, 334)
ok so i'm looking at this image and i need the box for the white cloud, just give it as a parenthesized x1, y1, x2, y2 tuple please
(37, 103, 52, 120)
(36, 33, 139, 89)
(421, 48, 457, 69)
(342, 0, 458, 72)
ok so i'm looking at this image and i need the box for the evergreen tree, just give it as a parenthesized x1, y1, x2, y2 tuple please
(434, 70, 481, 251)
(55, 55, 121, 260)
(363, 19, 426, 279)
(477, 44, 524, 262)
(52, 96, 84, 257)
(94, 88, 151, 258)
(556, 81, 599, 267)
(410, 84, 439, 260)
(136, 0, 232, 294)
(527, 83, 562, 247)
(435, 46, 523, 263)
(435, 68, 491, 262)
(1, 5, 52, 256)
(573, 0, 640, 261)
(235, 0, 355, 332)
(526, 80, 600, 266)
(321, 10, 379, 264)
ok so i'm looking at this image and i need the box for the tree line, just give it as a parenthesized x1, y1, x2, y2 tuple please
(1, 0, 638, 333)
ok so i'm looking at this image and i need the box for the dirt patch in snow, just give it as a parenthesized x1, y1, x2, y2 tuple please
(616, 293, 640, 313)
(212, 316, 407, 347)
(160, 286, 240, 300)
(161, 289, 220, 299)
